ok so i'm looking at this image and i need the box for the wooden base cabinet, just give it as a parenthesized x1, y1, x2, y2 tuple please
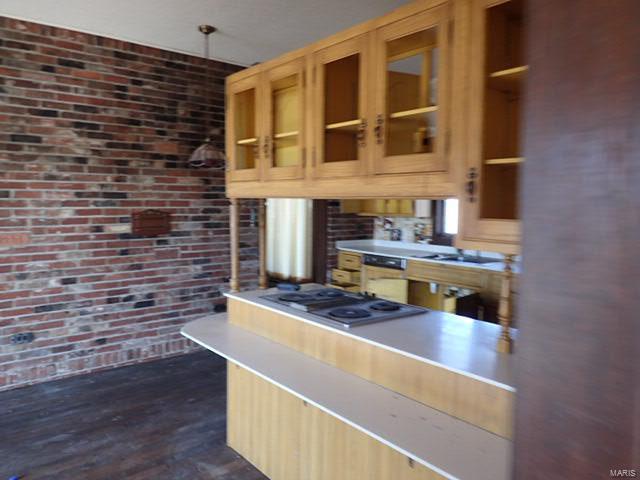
(228, 362, 445, 480)
(455, 0, 526, 254)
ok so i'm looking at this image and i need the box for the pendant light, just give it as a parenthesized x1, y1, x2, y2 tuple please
(189, 24, 226, 168)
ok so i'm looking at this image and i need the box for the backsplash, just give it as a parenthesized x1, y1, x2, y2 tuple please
(374, 216, 433, 244)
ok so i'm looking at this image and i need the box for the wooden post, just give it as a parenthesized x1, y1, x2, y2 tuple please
(258, 199, 268, 289)
(229, 198, 240, 293)
(496, 254, 515, 354)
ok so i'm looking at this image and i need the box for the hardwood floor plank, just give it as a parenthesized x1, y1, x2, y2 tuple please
(0, 352, 267, 480)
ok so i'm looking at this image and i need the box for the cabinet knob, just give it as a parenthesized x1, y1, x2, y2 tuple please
(374, 114, 384, 145)
(466, 167, 478, 202)
(263, 135, 271, 159)
(357, 119, 367, 148)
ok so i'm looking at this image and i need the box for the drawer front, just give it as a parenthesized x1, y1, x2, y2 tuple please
(332, 268, 361, 284)
(363, 265, 406, 280)
(407, 260, 483, 290)
(338, 251, 361, 270)
(329, 282, 361, 293)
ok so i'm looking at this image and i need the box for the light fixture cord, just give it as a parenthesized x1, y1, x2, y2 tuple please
(204, 31, 211, 141)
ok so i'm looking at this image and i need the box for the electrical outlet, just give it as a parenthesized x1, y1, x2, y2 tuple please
(11, 332, 35, 345)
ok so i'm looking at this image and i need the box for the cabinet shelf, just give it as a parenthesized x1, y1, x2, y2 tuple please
(236, 137, 258, 146)
(389, 106, 438, 119)
(485, 157, 524, 165)
(274, 131, 299, 139)
(488, 66, 528, 92)
(325, 119, 361, 131)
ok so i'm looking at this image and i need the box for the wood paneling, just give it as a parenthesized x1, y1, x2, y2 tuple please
(228, 362, 445, 480)
(228, 298, 514, 438)
(515, 0, 640, 477)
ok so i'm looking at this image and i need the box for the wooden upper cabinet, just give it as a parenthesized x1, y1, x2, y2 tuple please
(372, 4, 452, 175)
(226, 74, 262, 182)
(457, 0, 525, 253)
(312, 35, 370, 178)
(263, 58, 307, 180)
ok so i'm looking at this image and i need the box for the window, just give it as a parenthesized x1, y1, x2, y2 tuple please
(266, 199, 313, 282)
(431, 198, 459, 245)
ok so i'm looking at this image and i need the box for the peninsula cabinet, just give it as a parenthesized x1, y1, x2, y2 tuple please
(455, 0, 526, 254)
(225, 0, 459, 199)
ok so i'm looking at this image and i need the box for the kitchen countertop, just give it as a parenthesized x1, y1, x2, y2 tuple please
(182, 315, 512, 480)
(226, 284, 515, 391)
(336, 239, 521, 273)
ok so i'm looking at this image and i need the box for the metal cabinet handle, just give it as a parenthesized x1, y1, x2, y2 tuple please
(374, 114, 384, 145)
(263, 135, 271, 159)
(356, 119, 367, 148)
(466, 167, 478, 203)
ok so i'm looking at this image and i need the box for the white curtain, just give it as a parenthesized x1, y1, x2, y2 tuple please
(266, 199, 313, 281)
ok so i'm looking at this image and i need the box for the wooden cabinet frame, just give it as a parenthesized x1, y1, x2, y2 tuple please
(312, 34, 370, 178)
(262, 57, 307, 181)
(226, 73, 262, 182)
(371, 4, 453, 175)
(456, 0, 522, 253)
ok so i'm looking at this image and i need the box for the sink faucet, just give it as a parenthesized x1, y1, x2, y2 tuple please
(456, 248, 464, 260)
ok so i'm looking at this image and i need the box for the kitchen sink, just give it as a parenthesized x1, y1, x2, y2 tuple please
(410, 254, 498, 264)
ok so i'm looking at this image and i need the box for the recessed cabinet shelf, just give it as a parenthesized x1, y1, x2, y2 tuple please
(389, 106, 438, 119)
(274, 131, 299, 139)
(489, 65, 528, 80)
(325, 119, 361, 131)
(485, 157, 524, 165)
(488, 65, 528, 92)
(236, 137, 258, 146)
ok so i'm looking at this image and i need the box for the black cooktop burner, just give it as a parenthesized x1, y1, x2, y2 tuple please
(278, 293, 314, 302)
(329, 307, 372, 319)
(369, 301, 401, 312)
(316, 289, 345, 298)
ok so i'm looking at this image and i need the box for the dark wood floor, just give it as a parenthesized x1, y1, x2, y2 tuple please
(0, 351, 267, 480)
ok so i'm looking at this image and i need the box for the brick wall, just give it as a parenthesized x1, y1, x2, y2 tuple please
(0, 17, 258, 391)
(326, 200, 374, 281)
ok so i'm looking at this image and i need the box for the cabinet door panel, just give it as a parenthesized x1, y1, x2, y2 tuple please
(372, 5, 452, 175)
(227, 74, 262, 182)
(313, 35, 370, 178)
(263, 57, 307, 180)
(457, 0, 524, 251)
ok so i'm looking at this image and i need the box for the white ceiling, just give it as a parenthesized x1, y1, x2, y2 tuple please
(0, 0, 409, 66)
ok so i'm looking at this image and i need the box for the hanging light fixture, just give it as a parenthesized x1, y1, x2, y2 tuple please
(189, 24, 226, 168)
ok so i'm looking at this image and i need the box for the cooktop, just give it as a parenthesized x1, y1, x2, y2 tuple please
(261, 288, 427, 328)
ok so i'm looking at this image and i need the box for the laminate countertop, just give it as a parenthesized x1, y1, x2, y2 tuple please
(336, 239, 521, 273)
(225, 284, 515, 391)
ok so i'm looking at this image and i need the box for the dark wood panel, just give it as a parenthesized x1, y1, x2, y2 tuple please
(0, 352, 267, 480)
(516, 0, 640, 478)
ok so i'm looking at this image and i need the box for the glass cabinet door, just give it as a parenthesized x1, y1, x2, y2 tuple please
(227, 74, 261, 182)
(313, 35, 369, 178)
(373, 6, 451, 175)
(459, 0, 525, 248)
(263, 58, 306, 180)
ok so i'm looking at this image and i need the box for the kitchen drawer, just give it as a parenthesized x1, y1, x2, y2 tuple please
(338, 251, 361, 271)
(328, 282, 361, 293)
(332, 268, 361, 285)
(406, 260, 484, 290)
